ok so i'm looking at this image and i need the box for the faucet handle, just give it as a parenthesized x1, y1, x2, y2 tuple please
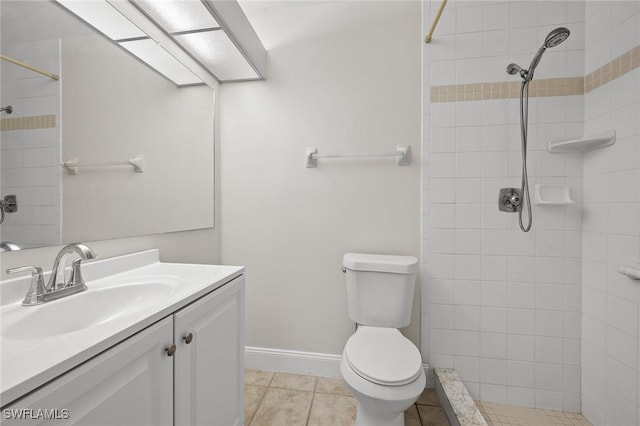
(67, 258, 88, 289)
(7, 266, 47, 306)
(7, 265, 43, 276)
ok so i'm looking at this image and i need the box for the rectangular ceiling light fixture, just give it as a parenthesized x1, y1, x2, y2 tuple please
(55, 0, 266, 86)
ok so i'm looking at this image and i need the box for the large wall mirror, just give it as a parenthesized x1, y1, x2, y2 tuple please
(0, 1, 215, 251)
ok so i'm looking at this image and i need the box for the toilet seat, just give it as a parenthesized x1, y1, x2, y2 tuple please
(344, 326, 422, 386)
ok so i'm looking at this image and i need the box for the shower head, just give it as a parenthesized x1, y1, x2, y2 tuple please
(0, 105, 12, 114)
(544, 27, 570, 48)
(528, 27, 570, 79)
(507, 27, 570, 81)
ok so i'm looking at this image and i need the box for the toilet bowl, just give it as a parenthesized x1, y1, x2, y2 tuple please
(340, 253, 423, 426)
(340, 326, 425, 426)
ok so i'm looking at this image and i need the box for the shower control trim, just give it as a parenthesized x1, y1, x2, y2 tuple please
(0, 194, 18, 224)
(498, 188, 523, 213)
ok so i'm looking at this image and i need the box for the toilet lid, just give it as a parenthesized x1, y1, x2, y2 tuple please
(344, 327, 422, 386)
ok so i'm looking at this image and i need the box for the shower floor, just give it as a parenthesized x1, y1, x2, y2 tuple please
(476, 401, 592, 426)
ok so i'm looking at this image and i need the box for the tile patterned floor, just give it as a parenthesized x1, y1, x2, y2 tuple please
(477, 401, 592, 426)
(244, 369, 450, 426)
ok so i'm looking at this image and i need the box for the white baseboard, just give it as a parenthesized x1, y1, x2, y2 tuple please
(245, 346, 343, 378)
(245, 346, 429, 387)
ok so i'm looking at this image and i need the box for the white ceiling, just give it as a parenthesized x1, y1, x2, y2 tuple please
(1, 1, 94, 46)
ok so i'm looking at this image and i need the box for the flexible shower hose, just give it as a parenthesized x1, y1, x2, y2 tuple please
(518, 80, 533, 232)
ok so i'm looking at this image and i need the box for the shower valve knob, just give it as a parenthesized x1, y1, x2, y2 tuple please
(498, 188, 523, 213)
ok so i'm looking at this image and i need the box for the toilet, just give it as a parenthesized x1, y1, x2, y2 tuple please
(340, 253, 425, 426)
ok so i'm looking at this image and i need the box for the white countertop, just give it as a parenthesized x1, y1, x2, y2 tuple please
(0, 250, 244, 406)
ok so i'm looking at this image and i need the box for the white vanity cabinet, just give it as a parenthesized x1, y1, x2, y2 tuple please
(3, 276, 245, 426)
(174, 275, 244, 425)
(3, 317, 174, 426)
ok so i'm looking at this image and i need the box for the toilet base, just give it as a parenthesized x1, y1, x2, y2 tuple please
(340, 356, 425, 426)
(354, 402, 404, 426)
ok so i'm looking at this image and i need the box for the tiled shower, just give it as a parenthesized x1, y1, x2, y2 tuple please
(421, 1, 639, 424)
(0, 39, 61, 248)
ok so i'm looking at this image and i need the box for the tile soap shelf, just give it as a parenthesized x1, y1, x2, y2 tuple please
(548, 129, 615, 153)
(534, 184, 574, 205)
(618, 260, 640, 280)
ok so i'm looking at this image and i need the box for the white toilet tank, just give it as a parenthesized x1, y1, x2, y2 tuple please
(343, 253, 418, 328)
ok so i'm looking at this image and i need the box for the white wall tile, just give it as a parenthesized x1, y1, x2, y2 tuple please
(455, 279, 481, 305)
(431, 228, 455, 253)
(480, 383, 507, 403)
(508, 308, 535, 335)
(510, 26, 540, 55)
(510, 2, 538, 29)
(456, 5, 483, 34)
(454, 330, 480, 356)
(535, 310, 564, 338)
(430, 328, 455, 354)
(482, 3, 509, 32)
(430, 303, 455, 329)
(508, 360, 535, 387)
(456, 152, 483, 177)
(482, 30, 509, 58)
(455, 32, 484, 59)
(430, 279, 455, 305)
(455, 355, 480, 382)
(606, 355, 638, 402)
(456, 203, 482, 228)
(455, 126, 482, 152)
(455, 101, 483, 126)
(535, 336, 564, 364)
(481, 306, 508, 333)
(481, 358, 507, 385)
(507, 386, 535, 408)
(481, 255, 508, 282)
(535, 389, 564, 411)
(455, 254, 482, 280)
(538, 2, 568, 27)
(508, 333, 535, 362)
(606, 295, 638, 337)
(481, 331, 507, 358)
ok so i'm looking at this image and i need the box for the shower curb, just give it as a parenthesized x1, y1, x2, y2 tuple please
(434, 368, 488, 426)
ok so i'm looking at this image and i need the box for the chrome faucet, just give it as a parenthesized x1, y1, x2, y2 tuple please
(6, 243, 97, 306)
(47, 243, 97, 291)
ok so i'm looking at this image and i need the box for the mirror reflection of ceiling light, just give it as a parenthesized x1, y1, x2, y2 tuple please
(133, 0, 220, 33)
(55, 0, 266, 87)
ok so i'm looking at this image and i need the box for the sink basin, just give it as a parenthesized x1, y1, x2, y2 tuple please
(2, 281, 178, 340)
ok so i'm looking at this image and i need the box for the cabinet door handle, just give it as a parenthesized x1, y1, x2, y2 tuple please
(183, 332, 193, 344)
(165, 344, 177, 357)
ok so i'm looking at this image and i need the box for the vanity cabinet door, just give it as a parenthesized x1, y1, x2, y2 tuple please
(174, 277, 245, 426)
(3, 317, 174, 426)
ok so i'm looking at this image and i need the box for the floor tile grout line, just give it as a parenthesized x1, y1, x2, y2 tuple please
(248, 385, 270, 426)
(304, 391, 316, 426)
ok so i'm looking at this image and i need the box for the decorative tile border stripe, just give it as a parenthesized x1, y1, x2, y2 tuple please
(585, 44, 640, 93)
(431, 77, 584, 102)
(0, 114, 56, 131)
(431, 44, 640, 102)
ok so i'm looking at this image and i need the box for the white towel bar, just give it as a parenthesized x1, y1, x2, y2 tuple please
(306, 145, 410, 168)
(61, 155, 145, 175)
